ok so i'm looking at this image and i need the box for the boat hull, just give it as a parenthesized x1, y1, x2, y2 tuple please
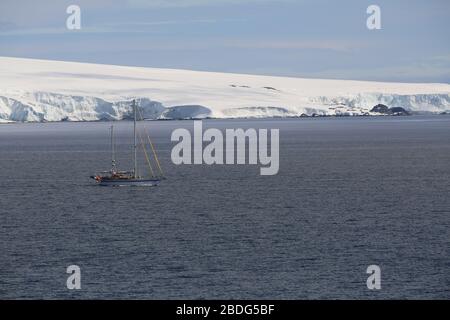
(98, 178, 160, 187)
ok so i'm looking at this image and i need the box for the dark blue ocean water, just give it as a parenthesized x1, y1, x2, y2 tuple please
(0, 116, 449, 299)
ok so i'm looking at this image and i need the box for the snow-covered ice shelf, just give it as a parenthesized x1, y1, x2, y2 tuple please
(0, 57, 449, 122)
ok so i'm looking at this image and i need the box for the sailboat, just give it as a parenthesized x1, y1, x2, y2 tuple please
(90, 99, 164, 186)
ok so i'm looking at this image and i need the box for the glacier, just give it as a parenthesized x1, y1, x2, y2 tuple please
(0, 56, 449, 122)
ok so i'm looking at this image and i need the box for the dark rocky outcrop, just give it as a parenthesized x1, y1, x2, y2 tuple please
(371, 104, 390, 113)
(370, 104, 410, 115)
(389, 107, 411, 115)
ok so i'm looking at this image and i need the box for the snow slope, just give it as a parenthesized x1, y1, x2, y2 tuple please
(0, 56, 449, 122)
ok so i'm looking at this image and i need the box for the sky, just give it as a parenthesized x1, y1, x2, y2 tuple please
(0, 0, 449, 83)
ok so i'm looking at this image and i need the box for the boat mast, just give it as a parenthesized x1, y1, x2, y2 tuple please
(133, 99, 137, 178)
(111, 125, 116, 173)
